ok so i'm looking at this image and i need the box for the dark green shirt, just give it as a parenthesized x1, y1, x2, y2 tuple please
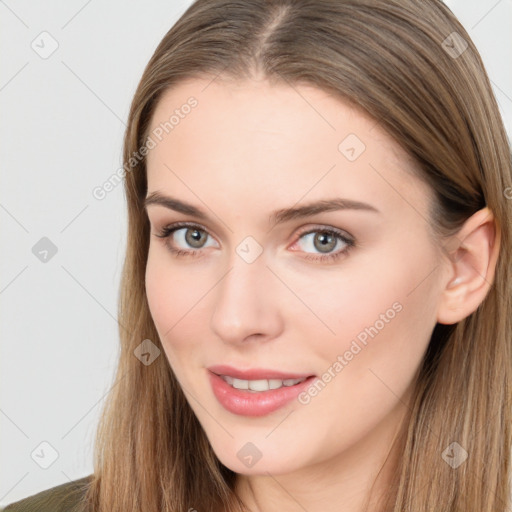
(1, 475, 92, 512)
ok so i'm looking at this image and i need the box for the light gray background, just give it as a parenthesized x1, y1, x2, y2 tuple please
(1, 0, 511, 505)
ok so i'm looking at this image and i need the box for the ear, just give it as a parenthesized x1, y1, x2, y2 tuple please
(436, 206, 501, 325)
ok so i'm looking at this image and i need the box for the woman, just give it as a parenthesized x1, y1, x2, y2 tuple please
(5, 0, 511, 511)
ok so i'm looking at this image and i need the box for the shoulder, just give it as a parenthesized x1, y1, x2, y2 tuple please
(1, 475, 93, 512)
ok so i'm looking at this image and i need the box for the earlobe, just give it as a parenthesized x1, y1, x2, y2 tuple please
(436, 207, 500, 325)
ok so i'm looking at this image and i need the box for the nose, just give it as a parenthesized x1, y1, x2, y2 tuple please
(210, 250, 283, 345)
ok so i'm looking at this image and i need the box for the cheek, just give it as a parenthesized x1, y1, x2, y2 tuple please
(145, 248, 212, 362)
(290, 249, 439, 446)
(145, 250, 190, 345)
(297, 240, 439, 379)
(145, 253, 193, 388)
(145, 250, 172, 332)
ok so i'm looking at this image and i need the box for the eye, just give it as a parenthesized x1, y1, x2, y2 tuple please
(153, 221, 355, 263)
(153, 222, 217, 257)
(292, 226, 355, 262)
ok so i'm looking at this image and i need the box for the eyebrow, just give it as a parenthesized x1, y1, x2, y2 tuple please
(144, 191, 380, 226)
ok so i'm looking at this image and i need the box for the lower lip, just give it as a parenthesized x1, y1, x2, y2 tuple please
(208, 371, 317, 417)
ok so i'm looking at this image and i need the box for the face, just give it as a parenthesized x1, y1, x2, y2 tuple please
(144, 77, 448, 477)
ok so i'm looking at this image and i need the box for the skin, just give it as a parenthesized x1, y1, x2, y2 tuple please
(144, 76, 500, 512)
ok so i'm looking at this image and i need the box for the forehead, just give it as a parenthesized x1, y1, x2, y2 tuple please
(145, 77, 432, 224)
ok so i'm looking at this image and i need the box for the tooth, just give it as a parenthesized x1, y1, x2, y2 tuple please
(232, 378, 249, 390)
(222, 375, 234, 385)
(221, 375, 307, 391)
(248, 379, 270, 391)
(283, 378, 306, 386)
(269, 379, 283, 390)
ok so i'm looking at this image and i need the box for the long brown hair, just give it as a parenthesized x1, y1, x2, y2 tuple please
(80, 1, 512, 510)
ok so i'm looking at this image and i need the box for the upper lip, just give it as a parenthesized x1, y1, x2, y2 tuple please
(208, 364, 315, 380)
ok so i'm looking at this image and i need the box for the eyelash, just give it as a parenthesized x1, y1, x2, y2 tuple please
(153, 221, 355, 263)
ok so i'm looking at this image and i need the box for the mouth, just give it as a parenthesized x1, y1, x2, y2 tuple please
(208, 369, 317, 417)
